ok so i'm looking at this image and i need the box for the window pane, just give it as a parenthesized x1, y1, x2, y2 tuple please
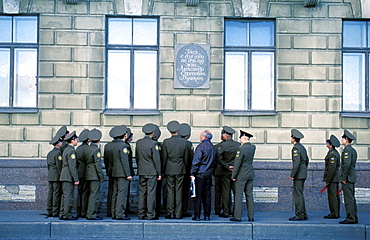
(133, 18, 157, 45)
(343, 53, 365, 111)
(0, 49, 10, 106)
(108, 18, 132, 45)
(250, 21, 274, 47)
(251, 52, 274, 110)
(0, 16, 12, 43)
(13, 49, 37, 107)
(14, 16, 37, 43)
(225, 52, 248, 110)
(343, 21, 366, 48)
(107, 50, 131, 108)
(133, 51, 157, 109)
(225, 21, 248, 46)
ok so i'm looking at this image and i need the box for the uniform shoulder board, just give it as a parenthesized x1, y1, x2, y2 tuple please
(71, 154, 76, 159)
(236, 150, 240, 158)
(123, 148, 128, 154)
(58, 156, 62, 161)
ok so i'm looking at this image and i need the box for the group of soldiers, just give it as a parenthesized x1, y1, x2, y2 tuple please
(46, 122, 359, 224)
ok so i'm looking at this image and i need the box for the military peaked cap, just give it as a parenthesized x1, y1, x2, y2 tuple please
(153, 125, 161, 140)
(328, 134, 340, 148)
(291, 129, 304, 139)
(222, 126, 235, 135)
(167, 120, 180, 132)
(239, 130, 253, 138)
(49, 134, 61, 145)
(179, 123, 191, 138)
(342, 129, 356, 141)
(79, 129, 90, 142)
(65, 131, 78, 141)
(89, 128, 102, 141)
(56, 126, 68, 139)
(143, 123, 157, 134)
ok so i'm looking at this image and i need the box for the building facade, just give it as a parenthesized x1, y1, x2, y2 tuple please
(0, 0, 369, 211)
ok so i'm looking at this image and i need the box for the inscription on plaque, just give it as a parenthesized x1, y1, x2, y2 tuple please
(0, 185, 36, 202)
(174, 44, 210, 89)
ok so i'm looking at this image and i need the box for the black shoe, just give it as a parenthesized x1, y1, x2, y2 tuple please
(230, 217, 241, 222)
(219, 214, 229, 218)
(165, 215, 175, 219)
(192, 216, 200, 221)
(107, 214, 112, 217)
(248, 218, 254, 222)
(214, 211, 220, 215)
(324, 215, 339, 219)
(148, 217, 159, 220)
(59, 216, 64, 220)
(138, 216, 146, 220)
(339, 220, 357, 224)
(204, 216, 210, 221)
(289, 217, 304, 221)
(63, 217, 78, 220)
(175, 216, 183, 219)
(304, 216, 308, 220)
(182, 212, 192, 217)
(78, 214, 86, 218)
(116, 216, 130, 220)
(87, 216, 103, 220)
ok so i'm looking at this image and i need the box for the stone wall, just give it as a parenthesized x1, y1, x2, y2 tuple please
(0, 0, 369, 211)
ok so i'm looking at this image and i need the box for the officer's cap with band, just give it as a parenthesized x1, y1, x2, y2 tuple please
(342, 129, 356, 141)
(79, 129, 90, 142)
(49, 134, 61, 145)
(239, 130, 253, 138)
(153, 125, 161, 140)
(114, 125, 127, 138)
(222, 126, 235, 135)
(179, 123, 191, 138)
(89, 128, 102, 141)
(65, 131, 78, 141)
(143, 123, 157, 134)
(126, 127, 132, 137)
(327, 134, 340, 148)
(56, 125, 68, 139)
(167, 120, 181, 132)
(291, 129, 304, 139)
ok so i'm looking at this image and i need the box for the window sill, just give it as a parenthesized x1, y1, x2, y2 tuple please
(0, 108, 38, 113)
(104, 109, 160, 116)
(222, 110, 277, 116)
(340, 112, 370, 118)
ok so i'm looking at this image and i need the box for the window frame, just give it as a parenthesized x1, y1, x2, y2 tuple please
(223, 18, 277, 116)
(104, 16, 160, 116)
(0, 14, 39, 113)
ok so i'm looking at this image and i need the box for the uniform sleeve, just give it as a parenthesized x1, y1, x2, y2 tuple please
(216, 145, 230, 170)
(231, 148, 242, 180)
(152, 142, 161, 176)
(68, 151, 79, 182)
(119, 146, 132, 177)
(56, 152, 63, 173)
(290, 147, 300, 178)
(94, 149, 104, 180)
(340, 150, 351, 182)
(161, 140, 168, 174)
(325, 152, 338, 183)
(185, 141, 194, 171)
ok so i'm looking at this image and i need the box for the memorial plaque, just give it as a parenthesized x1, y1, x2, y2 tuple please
(174, 44, 210, 89)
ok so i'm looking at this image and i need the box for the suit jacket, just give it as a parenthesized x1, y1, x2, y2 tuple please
(290, 142, 309, 180)
(59, 144, 79, 182)
(85, 143, 104, 181)
(215, 139, 240, 176)
(135, 135, 161, 176)
(111, 140, 131, 178)
(323, 148, 340, 183)
(76, 142, 88, 179)
(191, 139, 217, 178)
(47, 147, 62, 182)
(231, 142, 255, 181)
(340, 145, 357, 183)
(162, 135, 189, 175)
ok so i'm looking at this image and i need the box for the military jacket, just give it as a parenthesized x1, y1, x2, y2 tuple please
(125, 141, 135, 176)
(103, 139, 119, 177)
(47, 147, 62, 182)
(111, 140, 131, 178)
(184, 140, 194, 175)
(162, 135, 189, 175)
(60, 144, 79, 183)
(290, 142, 309, 180)
(323, 148, 340, 183)
(76, 142, 88, 179)
(135, 136, 161, 176)
(340, 145, 357, 183)
(231, 142, 255, 181)
(215, 139, 241, 176)
(85, 143, 104, 181)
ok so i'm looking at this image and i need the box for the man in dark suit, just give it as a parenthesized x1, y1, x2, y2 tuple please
(162, 120, 189, 219)
(136, 123, 162, 220)
(339, 130, 358, 224)
(76, 129, 89, 218)
(323, 135, 341, 219)
(230, 130, 255, 222)
(289, 129, 309, 221)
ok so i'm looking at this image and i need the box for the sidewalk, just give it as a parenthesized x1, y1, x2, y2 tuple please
(0, 210, 369, 239)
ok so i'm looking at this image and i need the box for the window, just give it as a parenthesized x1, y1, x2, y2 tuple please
(223, 19, 275, 115)
(0, 15, 38, 111)
(342, 21, 370, 116)
(105, 17, 159, 114)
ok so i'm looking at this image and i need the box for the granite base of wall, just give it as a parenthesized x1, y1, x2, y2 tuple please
(0, 159, 369, 212)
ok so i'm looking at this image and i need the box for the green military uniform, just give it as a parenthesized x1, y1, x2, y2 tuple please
(290, 129, 309, 221)
(323, 135, 341, 219)
(46, 134, 63, 217)
(231, 130, 255, 221)
(59, 131, 79, 219)
(153, 126, 164, 216)
(136, 123, 161, 220)
(216, 126, 240, 217)
(162, 121, 189, 219)
(124, 127, 134, 214)
(213, 140, 224, 215)
(85, 129, 104, 220)
(340, 130, 358, 224)
(76, 129, 89, 217)
(56, 126, 68, 153)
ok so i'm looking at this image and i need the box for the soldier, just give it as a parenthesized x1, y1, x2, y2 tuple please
(125, 127, 135, 214)
(213, 132, 225, 216)
(339, 130, 358, 224)
(111, 125, 132, 220)
(230, 130, 255, 222)
(162, 120, 189, 219)
(84, 128, 104, 220)
(55, 126, 69, 153)
(217, 126, 240, 218)
(191, 130, 217, 221)
(289, 129, 309, 221)
(136, 123, 161, 220)
(46, 134, 63, 217)
(323, 135, 341, 219)
(153, 125, 164, 217)
(76, 129, 90, 218)
(59, 131, 79, 220)
(179, 123, 194, 218)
